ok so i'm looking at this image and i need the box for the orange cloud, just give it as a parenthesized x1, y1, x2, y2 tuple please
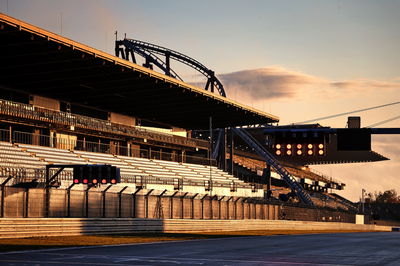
(212, 66, 399, 101)
(331, 79, 400, 91)
(218, 66, 324, 100)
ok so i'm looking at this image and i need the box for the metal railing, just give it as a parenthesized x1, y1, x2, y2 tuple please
(0, 99, 209, 149)
(0, 129, 216, 167)
(0, 165, 257, 191)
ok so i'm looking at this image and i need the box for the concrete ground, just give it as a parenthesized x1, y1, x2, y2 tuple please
(0, 232, 398, 265)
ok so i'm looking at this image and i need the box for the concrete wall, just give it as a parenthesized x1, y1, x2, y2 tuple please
(0, 186, 356, 224)
(0, 218, 392, 239)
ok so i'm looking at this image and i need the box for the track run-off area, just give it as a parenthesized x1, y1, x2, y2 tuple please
(0, 232, 399, 265)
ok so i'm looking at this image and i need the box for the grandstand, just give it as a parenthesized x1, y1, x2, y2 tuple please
(0, 12, 362, 223)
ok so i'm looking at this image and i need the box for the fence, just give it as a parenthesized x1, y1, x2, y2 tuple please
(0, 186, 356, 223)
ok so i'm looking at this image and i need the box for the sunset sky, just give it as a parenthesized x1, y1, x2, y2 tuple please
(2, 0, 399, 201)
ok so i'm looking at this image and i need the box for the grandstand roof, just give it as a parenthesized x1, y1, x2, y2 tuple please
(258, 126, 390, 164)
(0, 13, 279, 129)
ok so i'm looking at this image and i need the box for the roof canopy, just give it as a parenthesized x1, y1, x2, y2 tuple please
(0, 13, 278, 129)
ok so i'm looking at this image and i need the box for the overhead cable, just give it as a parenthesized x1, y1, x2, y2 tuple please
(295, 101, 400, 124)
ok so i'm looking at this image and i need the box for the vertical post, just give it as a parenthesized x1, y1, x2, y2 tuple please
(201, 194, 208, 219)
(45, 166, 50, 217)
(9, 125, 12, 143)
(170, 194, 173, 218)
(191, 194, 198, 219)
(180, 192, 188, 219)
(223, 128, 228, 171)
(145, 190, 154, 219)
(170, 191, 178, 219)
(227, 197, 232, 219)
(242, 199, 245, 219)
(247, 200, 251, 219)
(67, 183, 75, 217)
(234, 198, 240, 220)
(118, 186, 128, 218)
(132, 192, 135, 218)
(230, 128, 234, 175)
(1, 176, 13, 218)
(102, 184, 113, 218)
(0, 184, 4, 218)
(24, 188, 29, 218)
(85, 185, 91, 218)
(361, 188, 365, 214)
(209, 195, 213, 219)
(181, 194, 184, 219)
(218, 196, 225, 220)
(209, 116, 213, 196)
(131, 188, 142, 218)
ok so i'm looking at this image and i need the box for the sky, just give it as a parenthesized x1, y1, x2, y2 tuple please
(1, 0, 399, 201)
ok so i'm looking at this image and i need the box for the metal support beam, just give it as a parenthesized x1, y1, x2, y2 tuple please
(102, 184, 113, 218)
(145, 189, 154, 218)
(66, 183, 75, 217)
(181, 192, 189, 219)
(191, 193, 199, 219)
(170, 191, 179, 219)
(0, 176, 13, 218)
(200, 194, 208, 220)
(131, 187, 142, 218)
(85, 185, 93, 218)
(118, 186, 129, 218)
(232, 128, 314, 206)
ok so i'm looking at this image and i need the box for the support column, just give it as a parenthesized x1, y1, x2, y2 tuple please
(66, 183, 75, 217)
(9, 125, 12, 143)
(229, 128, 234, 175)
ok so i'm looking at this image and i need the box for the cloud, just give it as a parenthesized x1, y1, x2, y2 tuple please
(331, 79, 400, 91)
(217, 66, 324, 100)
(212, 66, 400, 101)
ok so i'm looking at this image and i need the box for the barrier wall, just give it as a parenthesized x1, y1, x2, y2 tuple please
(0, 218, 391, 239)
(0, 186, 355, 223)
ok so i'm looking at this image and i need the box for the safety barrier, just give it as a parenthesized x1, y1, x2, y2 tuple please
(0, 185, 355, 223)
(0, 218, 391, 239)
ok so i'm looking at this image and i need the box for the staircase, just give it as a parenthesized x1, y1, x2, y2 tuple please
(232, 128, 314, 206)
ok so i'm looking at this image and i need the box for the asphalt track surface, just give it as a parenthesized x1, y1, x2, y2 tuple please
(0, 232, 398, 265)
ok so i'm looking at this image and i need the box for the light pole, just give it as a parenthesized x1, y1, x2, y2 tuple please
(209, 116, 213, 196)
(361, 188, 366, 213)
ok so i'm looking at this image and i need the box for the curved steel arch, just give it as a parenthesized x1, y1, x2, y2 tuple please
(115, 38, 226, 97)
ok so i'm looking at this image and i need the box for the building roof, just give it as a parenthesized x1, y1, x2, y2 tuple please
(0, 13, 279, 129)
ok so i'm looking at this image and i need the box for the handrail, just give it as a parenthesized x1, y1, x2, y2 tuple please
(232, 128, 314, 206)
(0, 129, 217, 167)
(0, 99, 209, 149)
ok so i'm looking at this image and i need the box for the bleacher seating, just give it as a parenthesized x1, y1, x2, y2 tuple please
(0, 141, 45, 169)
(0, 140, 352, 206)
(0, 141, 262, 197)
(232, 154, 336, 188)
(18, 144, 86, 165)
